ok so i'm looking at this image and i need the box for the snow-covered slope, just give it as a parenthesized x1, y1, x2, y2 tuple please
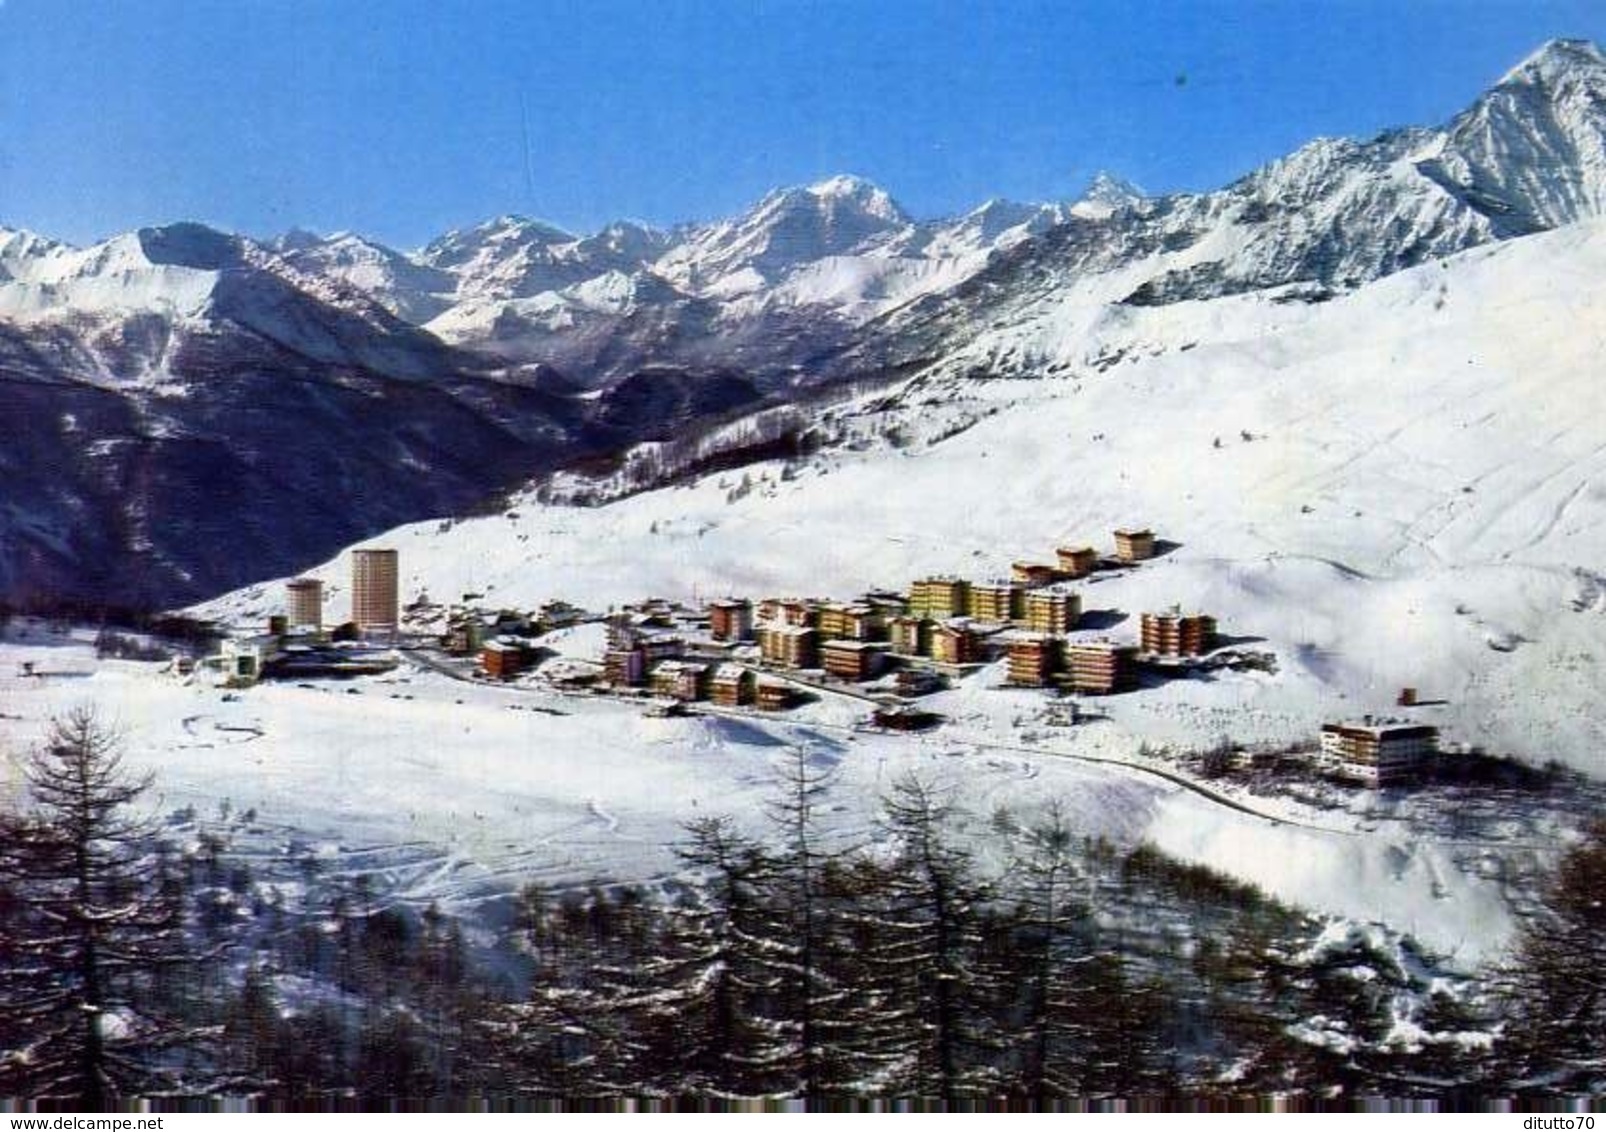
(12, 37, 1606, 616)
(203, 218, 1606, 776)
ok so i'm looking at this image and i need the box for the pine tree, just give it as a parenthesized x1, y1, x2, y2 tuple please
(0, 708, 199, 1107)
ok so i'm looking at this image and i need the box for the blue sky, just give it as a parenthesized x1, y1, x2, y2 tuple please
(1, 1, 1602, 248)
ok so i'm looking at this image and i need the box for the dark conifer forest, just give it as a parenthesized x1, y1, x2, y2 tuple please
(1, 710, 1601, 1110)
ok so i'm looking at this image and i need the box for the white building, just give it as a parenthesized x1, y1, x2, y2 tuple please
(1318, 720, 1438, 786)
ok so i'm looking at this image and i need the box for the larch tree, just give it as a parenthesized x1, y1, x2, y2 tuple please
(1009, 800, 1099, 1106)
(1499, 819, 1606, 1092)
(0, 707, 199, 1108)
(863, 773, 997, 1105)
(758, 746, 851, 1101)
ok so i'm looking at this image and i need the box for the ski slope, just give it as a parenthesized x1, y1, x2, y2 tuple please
(205, 220, 1606, 774)
(0, 624, 1523, 964)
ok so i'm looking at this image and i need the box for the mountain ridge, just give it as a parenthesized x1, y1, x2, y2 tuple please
(5, 39, 1606, 609)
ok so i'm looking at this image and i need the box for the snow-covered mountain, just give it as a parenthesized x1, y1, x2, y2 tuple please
(321, 39, 1606, 385)
(855, 39, 1606, 380)
(410, 175, 1074, 381)
(204, 216, 1606, 779)
(8, 38, 1606, 611)
(0, 222, 764, 608)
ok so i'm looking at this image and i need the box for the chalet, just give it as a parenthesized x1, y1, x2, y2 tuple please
(1065, 640, 1138, 694)
(755, 676, 797, 711)
(821, 640, 887, 682)
(889, 615, 932, 657)
(480, 640, 529, 680)
(1113, 528, 1157, 564)
(708, 599, 754, 642)
(604, 646, 646, 687)
(908, 576, 970, 619)
(930, 620, 981, 666)
(651, 660, 710, 702)
(1055, 546, 1099, 578)
(1011, 562, 1058, 588)
(1139, 610, 1217, 658)
(1318, 720, 1438, 786)
(1006, 634, 1059, 687)
(1024, 585, 1082, 634)
(969, 580, 1023, 623)
(709, 664, 756, 707)
(758, 624, 820, 669)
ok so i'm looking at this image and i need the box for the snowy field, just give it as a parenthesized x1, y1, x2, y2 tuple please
(0, 621, 1540, 965)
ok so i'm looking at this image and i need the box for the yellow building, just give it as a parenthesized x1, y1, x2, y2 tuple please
(817, 603, 881, 641)
(1024, 585, 1082, 634)
(758, 624, 820, 669)
(889, 616, 931, 657)
(908, 576, 970, 619)
(969, 580, 1023, 623)
(1011, 562, 1058, 588)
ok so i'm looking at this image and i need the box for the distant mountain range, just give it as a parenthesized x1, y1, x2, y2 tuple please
(4, 38, 1606, 610)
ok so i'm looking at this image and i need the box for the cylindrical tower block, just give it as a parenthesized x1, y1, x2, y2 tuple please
(286, 577, 324, 629)
(351, 549, 399, 634)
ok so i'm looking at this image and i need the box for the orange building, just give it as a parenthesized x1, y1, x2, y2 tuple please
(1113, 528, 1156, 564)
(708, 599, 754, 642)
(1319, 721, 1438, 786)
(1055, 546, 1099, 578)
(481, 641, 527, 680)
(822, 640, 885, 682)
(351, 548, 400, 635)
(651, 660, 710, 702)
(1006, 634, 1059, 687)
(755, 677, 796, 711)
(1140, 610, 1217, 657)
(286, 577, 324, 629)
(1065, 640, 1138, 694)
